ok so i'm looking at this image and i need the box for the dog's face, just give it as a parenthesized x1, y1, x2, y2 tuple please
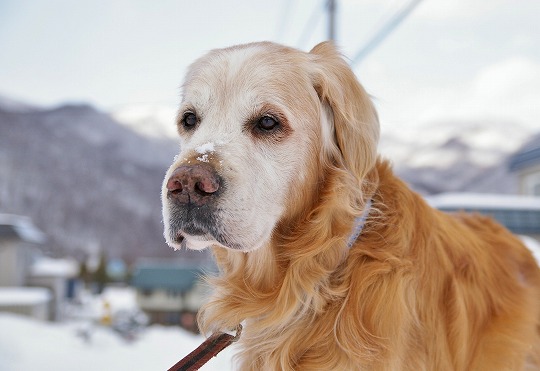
(162, 42, 379, 252)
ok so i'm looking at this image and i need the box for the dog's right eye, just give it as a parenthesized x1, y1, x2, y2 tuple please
(181, 112, 198, 129)
(256, 116, 279, 132)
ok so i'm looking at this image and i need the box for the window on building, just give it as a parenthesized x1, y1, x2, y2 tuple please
(167, 289, 182, 298)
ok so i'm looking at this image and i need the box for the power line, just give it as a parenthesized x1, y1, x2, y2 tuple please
(327, 0, 337, 41)
(351, 0, 423, 66)
(296, 0, 325, 49)
(275, 0, 296, 43)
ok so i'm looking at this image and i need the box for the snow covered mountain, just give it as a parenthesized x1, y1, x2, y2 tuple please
(111, 104, 179, 139)
(381, 120, 532, 169)
(0, 93, 39, 113)
(380, 120, 536, 194)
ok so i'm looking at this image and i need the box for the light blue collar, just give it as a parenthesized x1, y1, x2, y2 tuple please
(346, 199, 372, 249)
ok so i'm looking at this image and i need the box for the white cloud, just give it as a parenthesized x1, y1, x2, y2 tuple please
(414, 0, 508, 20)
(367, 56, 540, 132)
(471, 57, 540, 103)
(452, 57, 540, 127)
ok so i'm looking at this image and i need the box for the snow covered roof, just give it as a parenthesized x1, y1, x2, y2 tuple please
(30, 258, 79, 278)
(425, 192, 540, 211)
(0, 214, 46, 244)
(0, 287, 51, 306)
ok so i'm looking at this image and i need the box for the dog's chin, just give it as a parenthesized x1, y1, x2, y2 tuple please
(180, 232, 220, 251)
(167, 229, 254, 252)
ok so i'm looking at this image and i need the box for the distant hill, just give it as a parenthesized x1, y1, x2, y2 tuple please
(0, 100, 207, 263)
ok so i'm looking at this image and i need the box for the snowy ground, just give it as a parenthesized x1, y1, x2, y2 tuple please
(0, 287, 235, 371)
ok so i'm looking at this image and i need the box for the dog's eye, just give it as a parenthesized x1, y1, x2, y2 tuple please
(257, 116, 279, 131)
(181, 112, 198, 129)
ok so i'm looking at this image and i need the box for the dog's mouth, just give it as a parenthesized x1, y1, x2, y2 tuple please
(173, 231, 216, 250)
(163, 191, 270, 252)
(170, 224, 244, 251)
(165, 203, 222, 250)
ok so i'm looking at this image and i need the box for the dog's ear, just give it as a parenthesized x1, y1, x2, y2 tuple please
(309, 41, 380, 181)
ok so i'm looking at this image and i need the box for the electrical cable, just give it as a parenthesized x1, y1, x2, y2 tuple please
(351, 0, 423, 66)
(296, 0, 325, 49)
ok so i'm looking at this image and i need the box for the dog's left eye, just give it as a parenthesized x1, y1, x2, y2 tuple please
(181, 112, 198, 129)
(257, 116, 279, 131)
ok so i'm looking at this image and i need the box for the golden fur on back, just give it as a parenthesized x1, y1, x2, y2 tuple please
(166, 41, 540, 370)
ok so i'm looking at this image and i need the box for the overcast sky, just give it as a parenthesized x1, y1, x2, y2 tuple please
(1, 0, 539, 131)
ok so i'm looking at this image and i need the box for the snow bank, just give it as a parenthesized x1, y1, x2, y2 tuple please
(0, 313, 235, 371)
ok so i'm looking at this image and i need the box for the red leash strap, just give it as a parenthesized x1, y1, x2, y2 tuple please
(167, 325, 242, 371)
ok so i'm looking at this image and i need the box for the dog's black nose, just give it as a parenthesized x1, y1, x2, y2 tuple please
(166, 164, 221, 206)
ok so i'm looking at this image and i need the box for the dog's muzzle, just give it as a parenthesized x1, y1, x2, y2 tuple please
(164, 163, 225, 246)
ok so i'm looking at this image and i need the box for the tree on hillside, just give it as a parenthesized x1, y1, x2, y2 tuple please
(94, 251, 109, 294)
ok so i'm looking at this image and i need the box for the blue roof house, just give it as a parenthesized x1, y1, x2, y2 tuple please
(131, 261, 213, 329)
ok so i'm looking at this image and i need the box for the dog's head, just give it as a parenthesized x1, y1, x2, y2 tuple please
(162, 41, 379, 252)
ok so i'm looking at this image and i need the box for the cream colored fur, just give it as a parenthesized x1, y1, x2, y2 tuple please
(162, 41, 540, 370)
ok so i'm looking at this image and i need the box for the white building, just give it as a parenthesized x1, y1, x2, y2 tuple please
(0, 214, 79, 321)
(0, 214, 46, 287)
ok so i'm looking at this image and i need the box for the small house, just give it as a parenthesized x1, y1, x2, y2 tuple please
(0, 214, 51, 320)
(0, 214, 80, 321)
(131, 260, 213, 331)
(0, 214, 46, 287)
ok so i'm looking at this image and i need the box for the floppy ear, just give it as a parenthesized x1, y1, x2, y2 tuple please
(309, 42, 380, 182)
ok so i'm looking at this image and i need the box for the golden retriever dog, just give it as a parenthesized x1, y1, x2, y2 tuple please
(161, 41, 540, 370)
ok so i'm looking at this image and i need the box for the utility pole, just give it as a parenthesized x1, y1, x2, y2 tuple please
(327, 0, 337, 41)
